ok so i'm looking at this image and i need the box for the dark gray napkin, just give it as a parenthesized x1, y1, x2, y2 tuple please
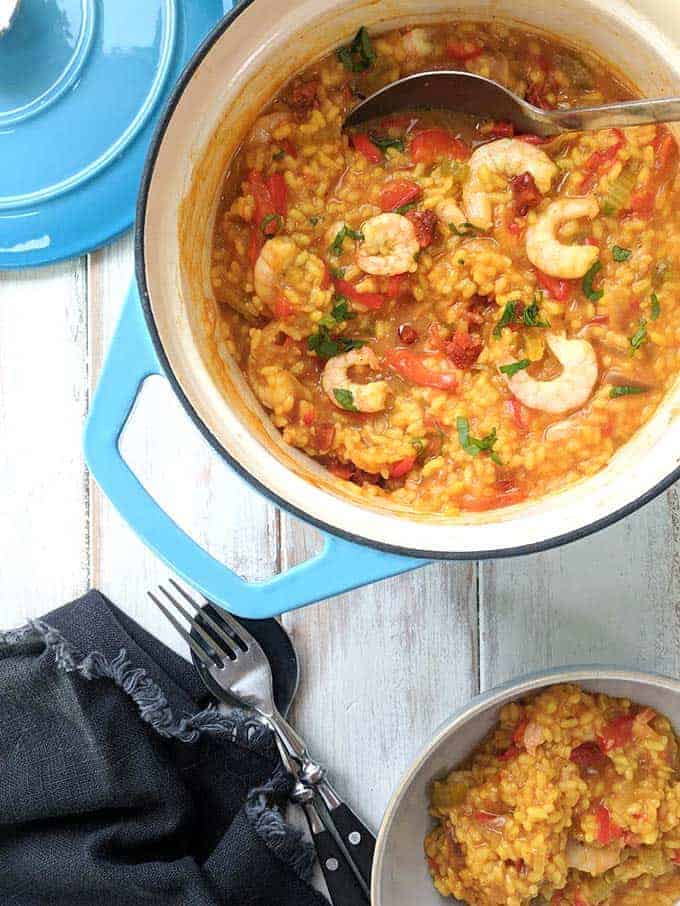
(0, 590, 328, 906)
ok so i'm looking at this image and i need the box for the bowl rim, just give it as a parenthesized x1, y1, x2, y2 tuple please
(370, 664, 680, 903)
(134, 0, 680, 561)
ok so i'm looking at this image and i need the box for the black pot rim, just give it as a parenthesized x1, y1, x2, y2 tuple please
(134, 1, 680, 562)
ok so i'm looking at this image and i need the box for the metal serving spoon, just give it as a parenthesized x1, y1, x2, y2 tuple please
(344, 70, 680, 137)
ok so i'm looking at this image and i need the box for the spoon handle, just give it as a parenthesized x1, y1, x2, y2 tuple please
(543, 96, 680, 134)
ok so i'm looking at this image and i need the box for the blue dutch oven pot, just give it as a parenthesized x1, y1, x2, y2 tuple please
(85, 0, 680, 618)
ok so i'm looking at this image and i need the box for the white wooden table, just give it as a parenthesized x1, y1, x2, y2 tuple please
(2, 232, 680, 840)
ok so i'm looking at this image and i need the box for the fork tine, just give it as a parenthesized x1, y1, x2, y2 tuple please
(168, 578, 243, 653)
(213, 608, 260, 652)
(147, 591, 216, 667)
(158, 584, 233, 662)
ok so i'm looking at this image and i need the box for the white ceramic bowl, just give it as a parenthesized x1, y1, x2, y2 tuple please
(371, 666, 680, 905)
(137, 0, 680, 559)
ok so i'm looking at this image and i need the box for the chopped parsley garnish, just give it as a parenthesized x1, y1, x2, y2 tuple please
(449, 222, 478, 236)
(493, 301, 519, 338)
(272, 149, 285, 161)
(651, 293, 661, 320)
(333, 388, 358, 411)
(336, 26, 375, 73)
(492, 298, 549, 338)
(307, 326, 365, 359)
(330, 265, 346, 279)
(609, 385, 647, 398)
(368, 133, 405, 153)
(630, 319, 648, 352)
(456, 417, 502, 465)
(612, 245, 631, 262)
(331, 299, 355, 322)
(500, 358, 530, 377)
(395, 202, 417, 215)
(582, 261, 604, 302)
(522, 300, 550, 329)
(330, 224, 364, 256)
(411, 438, 427, 457)
(309, 216, 320, 226)
(260, 213, 282, 235)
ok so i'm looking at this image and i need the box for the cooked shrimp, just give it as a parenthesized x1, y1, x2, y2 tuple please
(254, 237, 298, 306)
(248, 112, 292, 145)
(357, 213, 419, 276)
(322, 347, 390, 413)
(502, 333, 598, 414)
(526, 196, 600, 278)
(463, 138, 558, 229)
(565, 839, 621, 876)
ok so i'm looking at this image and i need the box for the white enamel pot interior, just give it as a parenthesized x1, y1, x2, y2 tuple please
(371, 666, 680, 905)
(137, 0, 680, 559)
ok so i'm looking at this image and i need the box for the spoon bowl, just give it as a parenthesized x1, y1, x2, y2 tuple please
(344, 70, 680, 136)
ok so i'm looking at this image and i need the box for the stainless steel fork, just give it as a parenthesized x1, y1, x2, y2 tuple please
(149, 581, 376, 901)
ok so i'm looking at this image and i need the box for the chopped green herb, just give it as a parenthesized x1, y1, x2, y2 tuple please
(331, 299, 355, 322)
(609, 385, 648, 398)
(336, 26, 375, 73)
(500, 358, 530, 377)
(582, 261, 604, 301)
(612, 245, 631, 262)
(395, 202, 417, 215)
(309, 216, 320, 226)
(330, 265, 346, 279)
(602, 202, 616, 216)
(260, 213, 282, 235)
(493, 302, 518, 338)
(522, 300, 550, 329)
(449, 222, 478, 236)
(630, 319, 648, 352)
(272, 149, 285, 161)
(330, 224, 364, 256)
(368, 133, 405, 153)
(307, 325, 364, 359)
(410, 438, 427, 457)
(456, 417, 501, 464)
(333, 388, 358, 411)
(651, 293, 661, 320)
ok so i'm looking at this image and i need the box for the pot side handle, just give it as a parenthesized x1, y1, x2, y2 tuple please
(84, 284, 428, 619)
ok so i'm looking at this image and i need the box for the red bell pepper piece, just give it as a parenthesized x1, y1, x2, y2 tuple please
(389, 455, 417, 479)
(594, 803, 623, 845)
(334, 278, 385, 310)
(535, 269, 573, 301)
(266, 172, 287, 216)
(597, 714, 634, 753)
(380, 178, 422, 212)
(352, 133, 382, 164)
(410, 129, 469, 165)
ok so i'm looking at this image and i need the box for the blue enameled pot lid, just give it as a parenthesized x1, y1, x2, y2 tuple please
(0, 0, 227, 269)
